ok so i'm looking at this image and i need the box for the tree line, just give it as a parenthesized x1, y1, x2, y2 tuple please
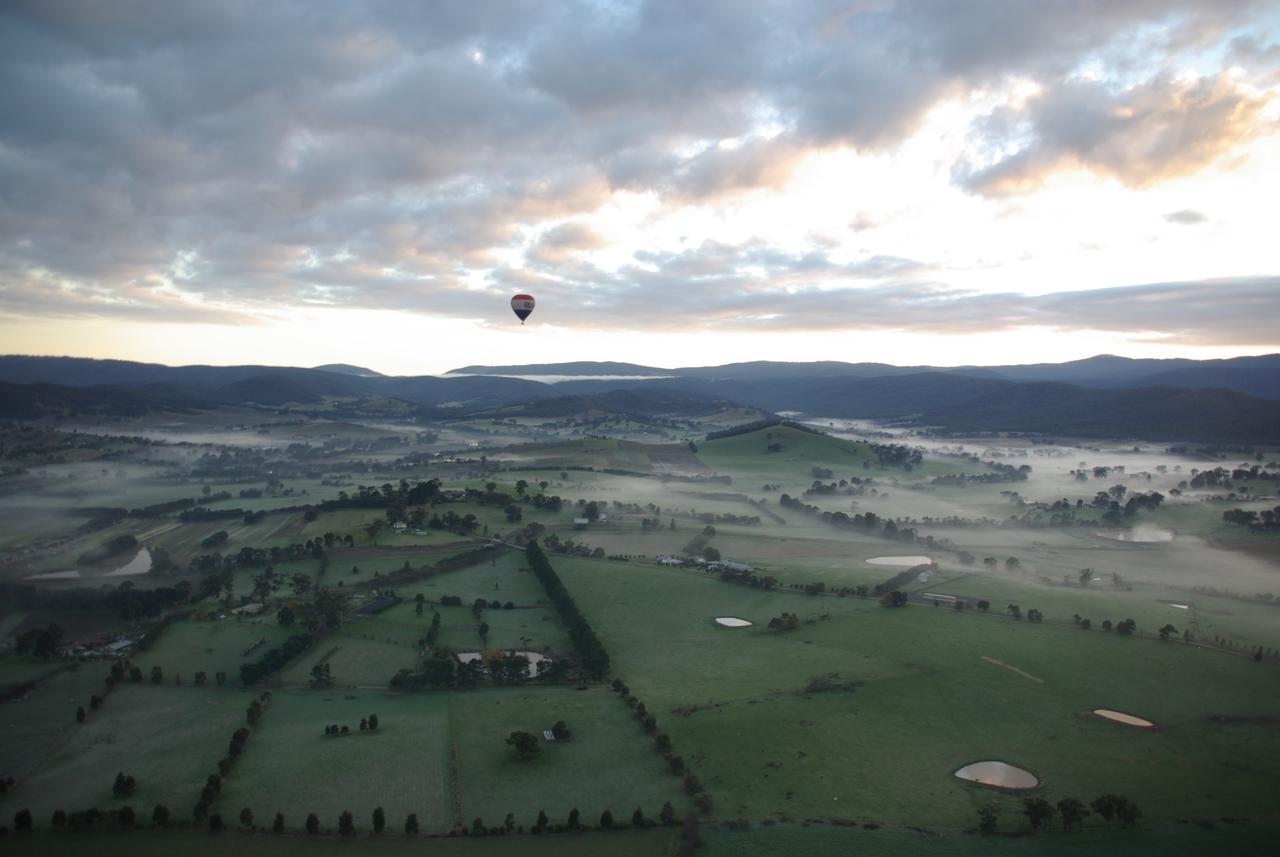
(526, 541, 609, 680)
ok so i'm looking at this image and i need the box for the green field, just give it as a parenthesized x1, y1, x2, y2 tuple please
(550, 555, 1280, 828)
(133, 619, 301, 681)
(212, 685, 686, 834)
(9, 828, 680, 857)
(7, 683, 254, 820)
(2, 415, 1278, 856)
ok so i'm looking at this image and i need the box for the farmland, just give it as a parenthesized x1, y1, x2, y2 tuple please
(1, 411, 1277, 855)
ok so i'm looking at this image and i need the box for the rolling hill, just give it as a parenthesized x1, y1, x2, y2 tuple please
(2, 355, 1277, 442)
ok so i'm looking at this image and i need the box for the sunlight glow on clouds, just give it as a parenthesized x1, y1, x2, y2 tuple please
(0, 0, 1277, 373)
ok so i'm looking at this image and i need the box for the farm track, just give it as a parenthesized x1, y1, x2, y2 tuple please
(980, 655, 1044, 684)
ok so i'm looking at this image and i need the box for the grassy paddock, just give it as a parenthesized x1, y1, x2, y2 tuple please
(700, 822, 1279, 857)
(3, 683, 253, 820)
(549, 555, 1280, 828)
(5, 827, 679, 857)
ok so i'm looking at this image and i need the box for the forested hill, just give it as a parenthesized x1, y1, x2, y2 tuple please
(448, 353, 1280, 397)
(1, 355, 1278, 442)
(447, 361, 669, 376)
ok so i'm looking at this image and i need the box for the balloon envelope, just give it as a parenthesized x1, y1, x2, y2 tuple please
(511, 294, 535, 323)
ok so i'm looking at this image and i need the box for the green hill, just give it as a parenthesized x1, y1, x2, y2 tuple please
(699, 424, 875, 473)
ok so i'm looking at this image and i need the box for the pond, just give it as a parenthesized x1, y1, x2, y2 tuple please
(954, 761, 1039, 789)
(24, 569, 82, 580)
(1093, 709, 1155, 728)
(104, 549, 153, 577)
(26, 548, 154, 581)
(865, 555, 932, 567)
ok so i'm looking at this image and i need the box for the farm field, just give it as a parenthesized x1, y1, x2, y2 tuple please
(8, 682, 254, 821)
(132, 620, 300, 681)
(212, 685, 686, 834)
(2, 413, 1278, 856)
(12, 828, 681, 857)
(551, 555, 1280, 828)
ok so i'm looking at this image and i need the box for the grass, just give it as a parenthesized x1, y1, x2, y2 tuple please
(213, 689, 454, 831)
(0, 653, 70, 690)
(700, 822, 1279, 856)
(132, 619, 301, 681)
(5, 415, 1280, 856)
(210, 685, 687, 835)
(8, 828, 680, 857)
(2, 683, 254, 820)
(277, 628, 417, 688)
(0, 663, 112, 779)
(450, 685, 688, 828)
(548, 554, 1280, 828)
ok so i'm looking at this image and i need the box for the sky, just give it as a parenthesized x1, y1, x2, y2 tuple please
(1, 0, 1278, 375)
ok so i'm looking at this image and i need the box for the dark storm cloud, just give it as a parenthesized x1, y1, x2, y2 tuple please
(0, 0, 1274, 335)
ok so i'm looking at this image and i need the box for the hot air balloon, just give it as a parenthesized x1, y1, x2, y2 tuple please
(511, 294, 535, 324)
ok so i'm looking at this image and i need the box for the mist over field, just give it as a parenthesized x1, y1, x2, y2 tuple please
(3, 1, 1280, 855)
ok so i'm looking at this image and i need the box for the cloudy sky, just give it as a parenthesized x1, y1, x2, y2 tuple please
(2, 1, 1278, 374)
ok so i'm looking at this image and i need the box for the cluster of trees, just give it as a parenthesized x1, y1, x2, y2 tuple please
(458, 801, 681, 838)
(111, 772, 137, 796)
(540, 534, 607, 559)
(932, 463, 1032, 486)
(14, 623, 62, 658)
(317, 480, 442, 513)
(869, 442, 924, 468)
(129, 494, 229, 517)
(767, 612, 800, 630)
(309, 663, 333, 688)
(506, 730, 540, 761)
(526, 541, 609, 679)
(779, 494, 925, 545)
(392, 650, 562, 691)
(1187, 465, 1280, 491)
(105, 581, 190, 620)
(179, 506, 251, 523)
(1223, 506, 1280, 532)
(714, 565, 779, 590)
(978, 793, 1140, 834)
(189, 538, 336, 574)
(76, 534, 139, 565)
(15, 803, 175, 832)
(872, 567, 929, 596)
(240, 634, 312, 685)
(681, 525, 716, 559)
(200, 530, 230, 549)
(323, 714, 378, 736)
